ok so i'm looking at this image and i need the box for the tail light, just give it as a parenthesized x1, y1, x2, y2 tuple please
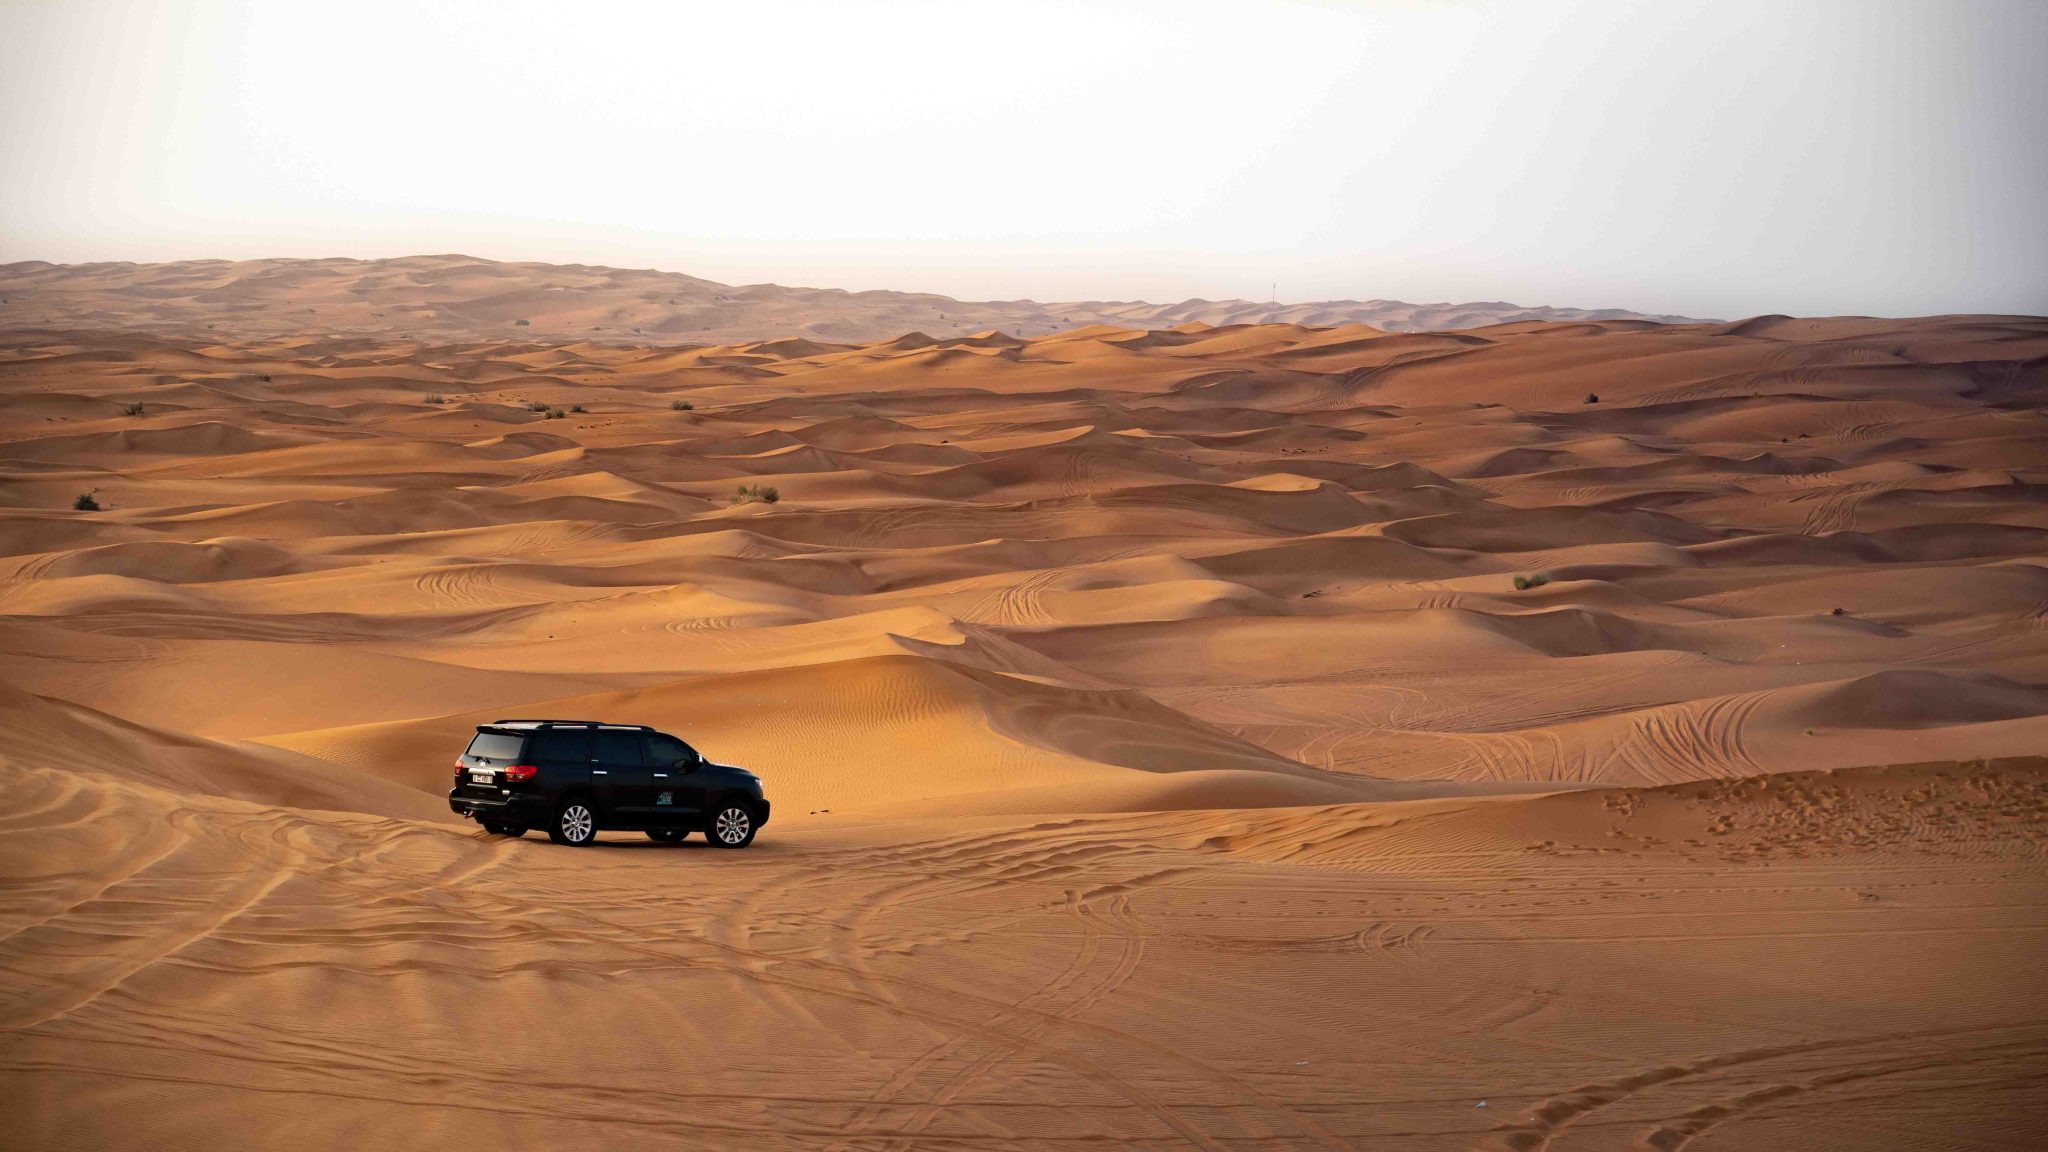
(504, 764, 539, 783)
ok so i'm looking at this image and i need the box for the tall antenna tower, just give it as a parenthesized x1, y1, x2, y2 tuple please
(1270, 281, 1276, 304)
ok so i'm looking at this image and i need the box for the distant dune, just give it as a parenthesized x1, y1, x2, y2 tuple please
(0, 254, 1706, 344)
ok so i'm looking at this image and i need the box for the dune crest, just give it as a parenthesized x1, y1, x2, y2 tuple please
(0, 255, 1708, 345)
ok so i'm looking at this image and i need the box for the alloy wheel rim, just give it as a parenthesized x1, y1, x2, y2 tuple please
(563, 805, 592, 841)
(716, 808, 750, 844)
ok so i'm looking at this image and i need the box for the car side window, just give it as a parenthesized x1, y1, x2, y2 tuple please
(530, 729, 592, 762)
(644, 734, 695, 768)
(593, 730, 644, 766)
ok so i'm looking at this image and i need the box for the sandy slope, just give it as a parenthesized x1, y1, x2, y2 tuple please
(3, 309, 2047, 1147)
(1, 740, 2043, 1149)
(0, 256, 1705, 345)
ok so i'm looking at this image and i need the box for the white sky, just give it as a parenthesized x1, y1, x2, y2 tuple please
(2, 0, 2043, 317)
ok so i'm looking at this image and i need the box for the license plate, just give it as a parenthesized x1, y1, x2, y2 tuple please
(469, 770, 496, 785)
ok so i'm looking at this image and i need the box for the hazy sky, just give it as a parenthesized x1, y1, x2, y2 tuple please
(2, 0, 2043, 318)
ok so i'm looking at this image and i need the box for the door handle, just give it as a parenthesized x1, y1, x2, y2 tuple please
(592, 770, 608, 775)
(653, 773, 669, 778)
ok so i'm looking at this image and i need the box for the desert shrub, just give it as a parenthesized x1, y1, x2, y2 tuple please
(569, 404, 586, 413)
(1585, 392, 1599, 404)
(671, 399, 694, 411)
(424, 394, 446, 404)
(514, 318, 530, 327)
(528, 401, 550, 412)
(543, 407, 566, 420)
(122, 402, 145, 416)
(731, 484, 780, 505)
(73, 491, 101, 512)
(257, 374, 272, 383)
(1513, 574, 1550, 591)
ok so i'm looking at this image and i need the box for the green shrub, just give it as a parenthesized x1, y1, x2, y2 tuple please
(73, 491, 101, 512)
(569, 404, 586, 414)
(424, 394, 446, 405)
(671, 399, 694, 411)
(1513, 574, 1550, 591)
(122, 402, 145, 416)
(528, 401, 550, 412)
(514, 318, 530, 327)
(731, 483, 780, 505)
(543, 407, 566, 420)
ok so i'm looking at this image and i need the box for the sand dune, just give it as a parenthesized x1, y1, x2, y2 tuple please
(4, 306, 2047, 1147)
(6, 310, 2045, 798)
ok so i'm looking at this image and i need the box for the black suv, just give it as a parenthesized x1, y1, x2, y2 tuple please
(448, 720, 769, 847)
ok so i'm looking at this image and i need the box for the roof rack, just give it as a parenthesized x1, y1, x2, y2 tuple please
(486, 719, 655, 729)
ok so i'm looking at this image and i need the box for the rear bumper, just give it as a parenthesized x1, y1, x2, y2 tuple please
(448, 789, 550, 826)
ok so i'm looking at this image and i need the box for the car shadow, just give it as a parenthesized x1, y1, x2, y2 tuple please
(469, 829, 794, 854)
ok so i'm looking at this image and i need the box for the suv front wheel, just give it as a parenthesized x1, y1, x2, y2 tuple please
(550, 798, 598, 846)
(708, 803, 758, 849)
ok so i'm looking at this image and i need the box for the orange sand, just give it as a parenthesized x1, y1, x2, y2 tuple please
(2, 278, 2045, 1148)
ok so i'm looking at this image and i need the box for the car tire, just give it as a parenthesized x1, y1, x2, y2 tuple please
(646, 829, 686, 844)
(549, 798, 598, 846)
(481, 821, 525, 837)
(707, 802, 758, 849)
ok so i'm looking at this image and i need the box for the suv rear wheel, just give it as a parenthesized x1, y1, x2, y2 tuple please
(708, 803, 757, 849)
(550, 798, 598, 846)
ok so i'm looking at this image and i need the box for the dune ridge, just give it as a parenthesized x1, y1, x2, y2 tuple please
(0, 255, 1707, 345)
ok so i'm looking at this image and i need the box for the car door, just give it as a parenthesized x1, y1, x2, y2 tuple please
(589, 729, 650, 824)
(642, 732, 704, 827)
(527, 728, 593, 797)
